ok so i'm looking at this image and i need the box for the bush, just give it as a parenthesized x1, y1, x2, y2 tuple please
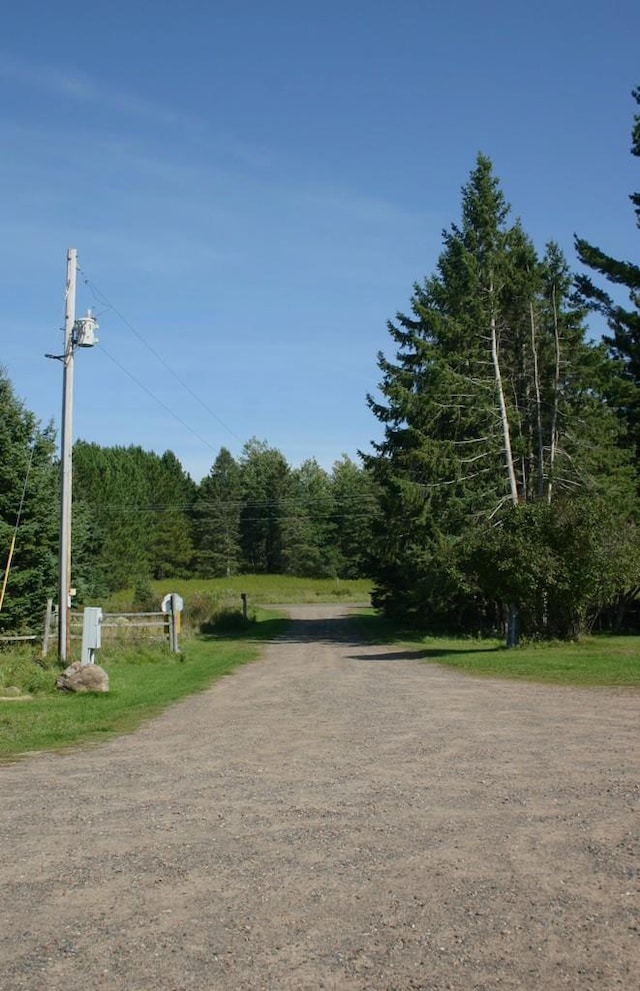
(466, 497, 640, 639)
(199, 608, 253, 635)
(132, 578, 156, 611)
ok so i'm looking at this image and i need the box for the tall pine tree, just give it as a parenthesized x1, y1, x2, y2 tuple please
(365, 156, 633, 632)
(281, 459, 337, 577)
(575, 86, 640, 455)
(193, 447, 242, 577)
(239, 439, 291, 573)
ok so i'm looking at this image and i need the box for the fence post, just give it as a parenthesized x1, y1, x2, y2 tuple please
(169, 595, 180, 654)
(241, 592, 248, 621)
(506, 604, 520, 648)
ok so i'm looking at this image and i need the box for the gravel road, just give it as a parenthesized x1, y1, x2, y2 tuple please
(1, 604, 638, 990)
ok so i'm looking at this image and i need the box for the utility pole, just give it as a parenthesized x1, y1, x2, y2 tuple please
(48, 249, 99, 662)
(58, 248, 77, 663)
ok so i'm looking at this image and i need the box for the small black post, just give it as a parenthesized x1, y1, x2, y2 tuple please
(506, 604, 520, 648)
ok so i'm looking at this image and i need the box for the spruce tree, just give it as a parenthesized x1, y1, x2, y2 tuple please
(365, 155, 633, 632)
(575, 86, 640, 452)
(146, 451, 194, 579)
(281, 459, 337, 577)
(192, 448, 242, 577)
(73, 442, 153, 592)
(239, 439, 291, 573)
(0, 369, 58, 632)
(331, 456, 378, 578)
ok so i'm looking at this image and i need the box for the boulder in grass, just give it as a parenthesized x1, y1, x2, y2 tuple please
(0, 686, 32, 701)
(56, 661, 109, 693)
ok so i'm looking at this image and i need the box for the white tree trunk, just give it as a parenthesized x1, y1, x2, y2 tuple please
(529, 301, 545, 499)
(489, 290, 519, 507)
(547, 283, 561, 504)
(489, 282, 519, 648)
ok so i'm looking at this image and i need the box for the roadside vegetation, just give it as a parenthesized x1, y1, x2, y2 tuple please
(104, 574, 372, 613)
(353, 612, 640, 687)
(2, 575, 639, 764)
(0, 607, 288, 763)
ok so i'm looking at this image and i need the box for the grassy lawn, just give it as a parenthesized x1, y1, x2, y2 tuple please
(353, 612, 640, 687)
(0, 608, 288, 763)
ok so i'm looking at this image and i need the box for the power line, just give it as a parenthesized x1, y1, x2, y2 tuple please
(77, 266, 242, 443)
(97, 342, 222, 456)
(73, 493, 377, 511)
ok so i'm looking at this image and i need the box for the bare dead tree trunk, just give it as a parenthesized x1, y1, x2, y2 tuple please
(547, 283, 561, 504)
(529, 300, 545, 499)
(490, 291, 519, 507)
(489, 280, 520, 647)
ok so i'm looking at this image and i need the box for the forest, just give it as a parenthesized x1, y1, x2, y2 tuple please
(1, 89, 638, 642)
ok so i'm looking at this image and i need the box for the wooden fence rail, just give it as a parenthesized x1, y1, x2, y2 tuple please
(49, 609, 178, 653)
(3, 601, 181, 658)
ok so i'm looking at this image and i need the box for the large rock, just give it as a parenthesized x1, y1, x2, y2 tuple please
(56, 662, 109, 693)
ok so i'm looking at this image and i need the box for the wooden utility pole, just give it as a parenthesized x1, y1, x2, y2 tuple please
(58, 248, 77, 663)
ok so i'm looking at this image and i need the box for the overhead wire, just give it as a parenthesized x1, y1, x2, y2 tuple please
(97, 341, 222, 457)
(77, 265, 243, 446)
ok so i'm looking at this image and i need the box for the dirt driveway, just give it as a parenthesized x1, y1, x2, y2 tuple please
(1, 604, 638, 990)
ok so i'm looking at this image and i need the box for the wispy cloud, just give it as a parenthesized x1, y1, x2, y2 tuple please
(0, 52, 197, 127)
(0, 52, 281, 171)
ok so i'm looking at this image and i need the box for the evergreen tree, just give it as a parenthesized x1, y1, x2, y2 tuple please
(331, 456, 378, 578)
(73, 442, 153, 592)
(575, 86, 640, 452)
(0, 369, 58, 632)
(365, 155, 633, 632)
(146, 450, 194, 579)
(71, 444, 195, 596)
(239, 439, 291, 573)
(281, 459, 337, 577)
(192, 447, 242, 577)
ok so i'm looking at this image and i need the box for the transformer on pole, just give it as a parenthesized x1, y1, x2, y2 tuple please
(47, 249, 99, 662)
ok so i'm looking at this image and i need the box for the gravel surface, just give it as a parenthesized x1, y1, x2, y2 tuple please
(1, 604, 638, 990)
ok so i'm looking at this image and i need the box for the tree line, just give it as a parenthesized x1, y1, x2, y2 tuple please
(0, 413, 377, 631)
(1, 87, 638, 640)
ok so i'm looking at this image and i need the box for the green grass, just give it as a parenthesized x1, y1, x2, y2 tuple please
(6, 586, 635, 762)
(0, 608, 289, 763)
(102, 574, 372, 612)
(352, 611, 640, 687)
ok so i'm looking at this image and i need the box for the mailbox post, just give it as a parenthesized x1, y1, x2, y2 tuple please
(161, 593, 184, 654)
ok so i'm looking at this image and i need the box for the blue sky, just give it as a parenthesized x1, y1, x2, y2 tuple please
(1, 0, 638, 482)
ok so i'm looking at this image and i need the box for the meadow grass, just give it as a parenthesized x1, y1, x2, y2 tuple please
(103, 574, 372, 612)
(0, 608, 288, 763)
(353, 611, 640, 687)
